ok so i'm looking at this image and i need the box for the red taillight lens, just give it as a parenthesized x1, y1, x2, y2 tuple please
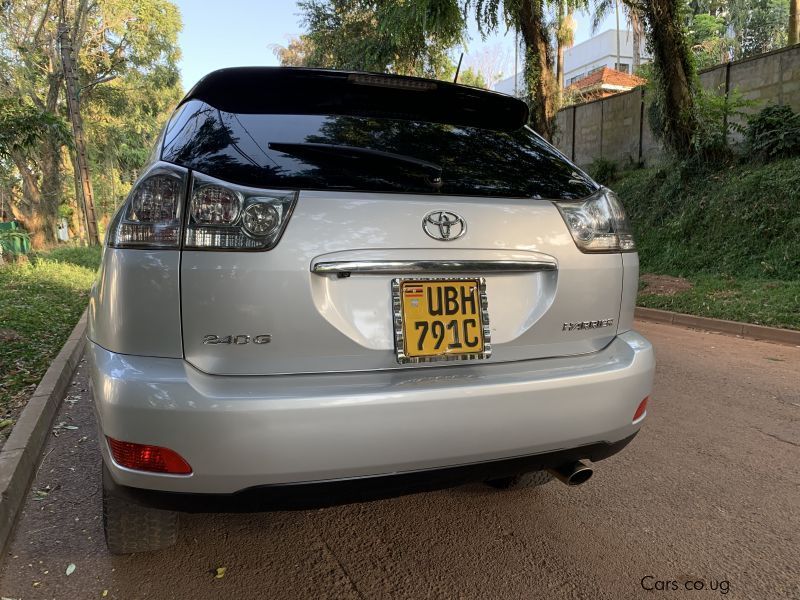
(184, 171, 297, 250)
(108, 164, 187, 249)
(107, 437, 192, 475)
(633, 396, 649, 423)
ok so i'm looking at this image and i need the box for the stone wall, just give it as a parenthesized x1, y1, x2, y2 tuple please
(554, 43, 800, 167)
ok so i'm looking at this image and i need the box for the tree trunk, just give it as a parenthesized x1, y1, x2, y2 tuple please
(556, 2, 565, 92)
(518, 0, 556, 140)
(36, 138, 62, 247)
(790, 0, 799, 46)
(644, 0, 696, 154)
(632, 13, 642, 70)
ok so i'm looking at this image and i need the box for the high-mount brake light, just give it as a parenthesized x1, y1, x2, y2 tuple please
(184, 172, 297, 250)
(347, 73, 438, 91)
(554, 188, 636, 253)
(107, 164, 187, 249)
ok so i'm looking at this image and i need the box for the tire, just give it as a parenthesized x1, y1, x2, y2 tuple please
(485, 470, 554, 490)
(102, 466, 179, 555)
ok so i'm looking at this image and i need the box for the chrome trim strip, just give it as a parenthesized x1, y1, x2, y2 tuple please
(312, 259, 557, 276)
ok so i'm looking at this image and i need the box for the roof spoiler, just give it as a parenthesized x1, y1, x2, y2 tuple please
(182, 67, 529, 132)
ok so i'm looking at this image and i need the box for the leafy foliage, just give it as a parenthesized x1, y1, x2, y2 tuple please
(588, 157, 619, 185)
(689, 87, 754, 160)
(297, 0, 465, 78)
(685, 0, 790, 65)
(455, 66, 489, 88)
(0, 99, 71, 160)
(272, 36, 315, 66)
(725, 0, 789, 58)
(745, 104, 800, 161)
(687, 12, 732, 68)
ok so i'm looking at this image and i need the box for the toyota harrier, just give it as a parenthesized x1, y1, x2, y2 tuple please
(88, 67, 655, 554)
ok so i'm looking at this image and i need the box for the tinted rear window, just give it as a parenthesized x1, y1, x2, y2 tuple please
(161, 99, 596, 199)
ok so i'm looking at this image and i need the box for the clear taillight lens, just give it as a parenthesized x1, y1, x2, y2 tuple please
(184, 172, 296, 250)
(108, 164, 187, 248)
(554, 188, 636, 253)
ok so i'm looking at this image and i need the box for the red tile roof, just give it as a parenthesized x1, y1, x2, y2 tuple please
(569, 67, 646, 93)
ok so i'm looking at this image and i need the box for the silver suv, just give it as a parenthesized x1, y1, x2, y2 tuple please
(88, 67, 654, 554)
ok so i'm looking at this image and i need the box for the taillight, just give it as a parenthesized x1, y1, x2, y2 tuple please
(184, 172, 296, 250)
(107, 163, 187, 248)
(554, 188, 635, 253)
(107, 437, 192, 475)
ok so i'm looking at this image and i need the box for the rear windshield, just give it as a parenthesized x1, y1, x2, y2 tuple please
(161, 99, 596, 199)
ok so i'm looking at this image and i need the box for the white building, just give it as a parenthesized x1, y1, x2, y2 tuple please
(492, 70, 523, 96)
(492, 28, 650, 95)
(563, 28, 650, 86)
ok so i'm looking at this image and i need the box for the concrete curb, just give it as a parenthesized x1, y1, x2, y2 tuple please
(0, 309, 87, 555)
(635, 307, 800, 346)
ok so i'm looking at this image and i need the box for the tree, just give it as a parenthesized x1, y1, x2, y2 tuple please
(555, 0, 577, 92)
(0, 0, 182, 245)
(0, 98, 71, 233)
(687, 12, 731, 67)
(272, 36, 315, 66)
(640, 0, 697, 154)
(0, 0, 88, 245)
(297, 0, 465, 78)
(471, 0, 557, 139)
(792, 0, 799, 44)
(726, 0, 789, 58)
(455, 66, 489, 87)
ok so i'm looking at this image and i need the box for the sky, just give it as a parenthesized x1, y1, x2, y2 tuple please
(173, 0, 617, 91)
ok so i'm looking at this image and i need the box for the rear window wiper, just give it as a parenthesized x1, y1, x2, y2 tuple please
(267, 142, 443, 182)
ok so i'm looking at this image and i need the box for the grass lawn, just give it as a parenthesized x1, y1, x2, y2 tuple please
(610, 156, 800, 331)
(638, 274, 800, 330)
(0, 245, 101, 439)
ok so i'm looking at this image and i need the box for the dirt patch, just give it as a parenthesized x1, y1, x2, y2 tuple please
(640, 274, 693, 296)
(0, 329, 21, 342)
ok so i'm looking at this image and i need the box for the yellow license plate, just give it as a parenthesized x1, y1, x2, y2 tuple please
(393, 278, 490, 363)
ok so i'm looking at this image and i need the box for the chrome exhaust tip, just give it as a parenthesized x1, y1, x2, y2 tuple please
(548, 460, 594, 486)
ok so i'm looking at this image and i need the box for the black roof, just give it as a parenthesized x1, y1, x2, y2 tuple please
(182, 67, 529, 131)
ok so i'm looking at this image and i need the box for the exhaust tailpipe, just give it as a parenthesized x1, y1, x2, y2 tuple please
(548, 461, 593, 486)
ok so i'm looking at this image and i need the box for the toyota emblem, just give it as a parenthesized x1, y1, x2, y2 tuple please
(422, 210, 466, 241)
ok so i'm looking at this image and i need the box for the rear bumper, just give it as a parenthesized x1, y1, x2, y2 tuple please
(104, 434, 638, 512)
(88, 331, 654, 495)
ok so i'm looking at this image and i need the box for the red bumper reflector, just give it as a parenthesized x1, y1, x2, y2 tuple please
(632, 396, 649, 423)
(107, 437, 192, 475)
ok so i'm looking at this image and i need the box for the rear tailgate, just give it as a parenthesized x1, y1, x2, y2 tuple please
(164, 68, 623, 376)
(180, 190, 621, 375)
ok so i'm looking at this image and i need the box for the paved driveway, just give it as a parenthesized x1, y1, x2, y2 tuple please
(1, 321, 798, 599)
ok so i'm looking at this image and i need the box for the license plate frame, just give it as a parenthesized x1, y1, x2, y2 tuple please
(392, 277, 492, 364)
